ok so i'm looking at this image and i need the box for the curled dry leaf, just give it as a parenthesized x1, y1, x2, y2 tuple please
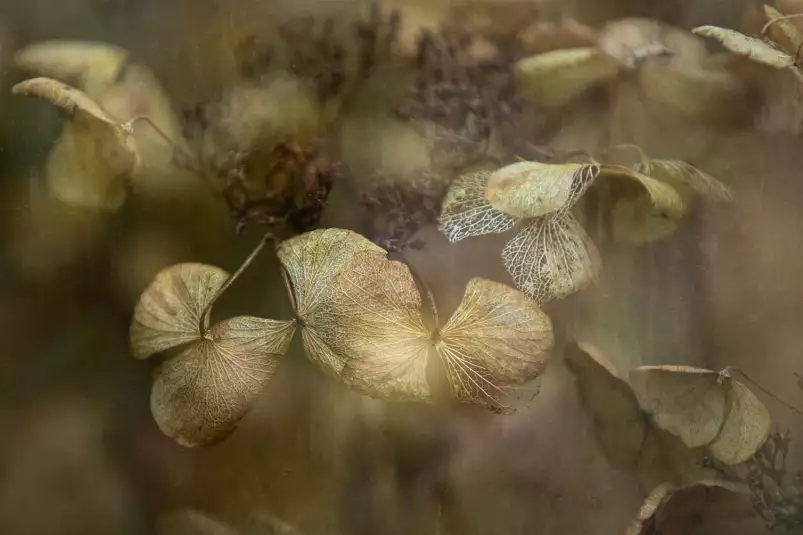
(630, 365, 771, 465)
(601, 166, 687, 245)
(438, 170, 518, 243)
(12, 77, 121, 126)
(692, 25, 795, 69)
(763, 5, 803, 57)
(564, 341, 646, 470)
(485, 161, 600, 219)
(12, 77, 138, 211)
(16, 40, 189, 198)
(629, 366, 726, 449)
(516, 47, 620, 108)
(278, 229, 553, 411)
(13, 40, 128, 99)
(626, 480, 747, 535)
(502, 213, 601, 305)
(562, 342, 717, 484)
(635, 160, 734, 203)
(131, 263, 296, 446)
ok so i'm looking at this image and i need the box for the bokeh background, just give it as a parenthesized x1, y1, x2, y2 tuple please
(0, 0, 802, 533)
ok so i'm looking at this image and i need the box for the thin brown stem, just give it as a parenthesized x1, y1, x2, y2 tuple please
(732, 368, 803, 416)
(199, 230, 276, 336)
(603, 143, 653, 173)
(125, 116, 197, 167)
(761, 13, 803, 39)
(124, 115, 221, 193)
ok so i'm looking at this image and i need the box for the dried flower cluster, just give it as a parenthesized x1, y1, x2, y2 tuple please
(394, 28, 534, 171)
(237, 3, 401, 102)
(735, 430, 803, 530)
(358, 171, 450, 252)
(213, 140, 339, 235)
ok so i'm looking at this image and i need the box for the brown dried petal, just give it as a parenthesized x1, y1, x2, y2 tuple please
(629, 365, 726, 449)
(564, 341, 646, 470)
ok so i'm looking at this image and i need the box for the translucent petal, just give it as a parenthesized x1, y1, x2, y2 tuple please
(501, 213, 601, 304)
(438, 170, 517, 243)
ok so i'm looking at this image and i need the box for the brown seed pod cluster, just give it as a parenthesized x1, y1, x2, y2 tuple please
(214, 140, 340, 235)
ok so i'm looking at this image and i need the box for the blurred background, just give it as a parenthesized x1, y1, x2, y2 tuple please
(1, 0, 803, 533)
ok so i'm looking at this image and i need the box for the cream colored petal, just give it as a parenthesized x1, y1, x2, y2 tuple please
(438, 170, 518, 243)
(764, 5, 803, 56)
(130, 263, 229, 360)
(693, 26, 795, 68)
(13, 77, 139, 211)
(601, 165, 687, 245)
(501, 213, 601, 304)
(597, 18, 671, 70)
(708, 379, 771, 465)
(276, 228, 384, 318)
(636, 159, 734, 203)
(316, 251, 432, 401)
(437, 278, 553, 412)
(13, 40, 128, 99)
(151, 316, 295, 447)
(629, 365, 726, 449)
(486, 161, 600, 219)
(626, 480, 745, 535)
(516, 47, 620, 108)
(44, 118, 135, 211)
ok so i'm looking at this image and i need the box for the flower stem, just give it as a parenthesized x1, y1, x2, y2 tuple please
(199, 230, 276, 336)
